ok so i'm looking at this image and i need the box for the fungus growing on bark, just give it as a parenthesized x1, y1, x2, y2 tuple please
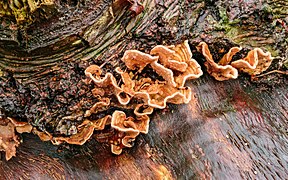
(31, 115, 111, 147)
(218, 47, 243, 66)
(121, 50, 159, 72)
(110, 130, 139, 154)
(85, 65, 131, 105)
(52, 120, 96, 145)
(84, 98, 111, 117)
(0, 121, 20, 160)
(82, 40, 202, 154)
(1, 38, 275, 159)
(110, 111, 147, 154)
(32, 129, 53, 142)
(92, 115, 112, 130)
(197, 42, 274, 80)
(231, 48, 273, 75)
(196, 42, 238, 81)
(51, 115, 112, 145)
(134, 83, 192, 109)
(134, 104, 154, 116)
(9, 117, 33, 133)
(111, 110, 150, 134)
(150, 40, 203, 87)
(0, 117, 33, 160)
(1, 40, 202, 158)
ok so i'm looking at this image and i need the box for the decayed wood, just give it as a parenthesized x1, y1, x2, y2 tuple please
(0, 0, 287, 179)
(0, 75, 287, 179)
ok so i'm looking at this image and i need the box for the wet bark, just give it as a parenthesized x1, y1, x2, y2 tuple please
(0, 0, 287, 179)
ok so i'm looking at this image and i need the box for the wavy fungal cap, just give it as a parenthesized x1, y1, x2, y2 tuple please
(1, 40, 274, 159)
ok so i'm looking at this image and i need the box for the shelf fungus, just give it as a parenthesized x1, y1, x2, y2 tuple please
(0, 40, 201, 159)
(150, 40, 203, 87)
(81, 40, 202, 154)
(0, 39, 275, 159)
(231, 48, 273, 76)
(196, 42, 239, 81)
(52, 117, 111, 145)
(197, 42, 273, 80)
(0, 117, 32, 160)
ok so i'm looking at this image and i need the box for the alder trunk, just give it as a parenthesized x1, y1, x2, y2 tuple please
(0, 0, 287, 179)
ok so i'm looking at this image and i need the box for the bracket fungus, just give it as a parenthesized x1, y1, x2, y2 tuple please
(0, 40, 200, 158)
(150, 40, 203, 87)
(197, 42, 274, 80)
(0, 39, 275, 159)
(81, 40, 202, 154)
(196, 42, 239, 81)
(0, 117, 32, 160)
(25, 40, 272, 155)
(231, 48, 273, 75)
(121, 50, 159, 72)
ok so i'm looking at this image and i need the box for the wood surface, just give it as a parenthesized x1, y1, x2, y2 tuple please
(0, 75, 287, 179)
(0, 0, 287, 179)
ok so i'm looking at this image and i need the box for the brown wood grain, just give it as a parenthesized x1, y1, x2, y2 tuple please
(1, 0, 288, 179)
(1, 75, 287, 179)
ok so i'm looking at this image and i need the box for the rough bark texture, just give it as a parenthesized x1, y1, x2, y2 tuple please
(0, 0, 287, 179)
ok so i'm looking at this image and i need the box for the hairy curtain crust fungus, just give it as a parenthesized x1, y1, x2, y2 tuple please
(121, 50, 159, 72)
(0, 117, 32, 160)
(197, 42, 274, 80)
(82, 40, 202, 154)
(0, 39, 276, 159)
(231, 48, 273, 75)
(150, 40, 203, 87)
(196, 42, 239, 81)
(0, 40, 199, 158)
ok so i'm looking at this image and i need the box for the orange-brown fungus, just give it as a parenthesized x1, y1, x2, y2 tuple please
(197, 42, 273, 80)
(82, 40, 202, 154)
(5, 40, 273, 159)
(231, 48, 273, 75)
(0, 117, 32, 160)
(16, 41, 200, 155)
(196, 42, 239, 81)
(150, 40, 203, 87)
(121, 50, 158, 72)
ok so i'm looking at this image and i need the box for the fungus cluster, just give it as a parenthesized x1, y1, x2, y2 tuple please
(28, 40, 202, 154)
(0, 40, 274, 159)
(196, 42, 273, 81)
(82, 40, 202, 154)
(0, 117, 32, 160)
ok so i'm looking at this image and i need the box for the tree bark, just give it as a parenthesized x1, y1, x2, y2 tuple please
(0, 0, 287, 179)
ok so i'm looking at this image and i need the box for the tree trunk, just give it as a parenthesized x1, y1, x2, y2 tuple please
(0, 0, 287, 179)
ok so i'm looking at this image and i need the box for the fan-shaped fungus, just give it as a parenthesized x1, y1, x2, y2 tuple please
(0, 117, 33, 160)
(197, 42, 274, 79)
(231, 48, 273, 75)
(83, 40, 202, 154)
(197, 42, 239, 81)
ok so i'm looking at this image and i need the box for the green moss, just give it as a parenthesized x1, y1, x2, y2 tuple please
(263, 45, 279, 57)
(0, 0, 55, 25)
(284, 60, 288, 69)
(215, 7, 242, 37)
(263, 1, 288, 19)
(218, 7, 229, 24)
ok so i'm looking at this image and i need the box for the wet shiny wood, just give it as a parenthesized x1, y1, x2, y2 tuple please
(1, 0, 287, 179)
(1, 75, 287, 179)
